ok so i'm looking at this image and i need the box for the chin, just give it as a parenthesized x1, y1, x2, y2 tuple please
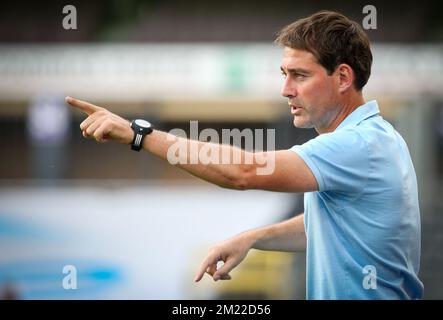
(293, 118, 313, 129)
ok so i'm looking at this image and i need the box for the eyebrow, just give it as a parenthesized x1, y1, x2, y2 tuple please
(280, 67, 312, 75)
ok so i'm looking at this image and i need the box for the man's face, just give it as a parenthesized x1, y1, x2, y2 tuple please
(280, 47, 340, 132)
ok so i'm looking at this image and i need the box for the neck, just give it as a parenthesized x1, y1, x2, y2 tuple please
(316, 92, 365, 134)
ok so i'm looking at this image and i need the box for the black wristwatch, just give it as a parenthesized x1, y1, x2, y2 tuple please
(130, 119, 153, 151)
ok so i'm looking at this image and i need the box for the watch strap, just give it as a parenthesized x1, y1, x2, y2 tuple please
(131, 132, 144, 151)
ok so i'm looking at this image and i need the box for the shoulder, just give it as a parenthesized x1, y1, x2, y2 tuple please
(290, 127, 370, 193)
(294, 126, 368, 156)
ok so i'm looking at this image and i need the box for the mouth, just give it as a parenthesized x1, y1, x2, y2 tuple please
(290, 105, 302, 115)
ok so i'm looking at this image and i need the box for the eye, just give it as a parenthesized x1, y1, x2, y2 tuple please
(281, 71, 287, 78)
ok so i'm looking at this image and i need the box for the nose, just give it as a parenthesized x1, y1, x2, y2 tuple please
(281, 77, 298, 98)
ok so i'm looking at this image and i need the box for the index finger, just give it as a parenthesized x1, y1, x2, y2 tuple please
(65, 96, 101, 115)
(194, 253, 219, 282)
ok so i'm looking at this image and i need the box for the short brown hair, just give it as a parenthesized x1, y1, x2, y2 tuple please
(275, 10, 372, 91)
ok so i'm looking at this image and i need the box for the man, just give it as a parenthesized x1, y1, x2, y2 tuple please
(66, 10, 423, 299)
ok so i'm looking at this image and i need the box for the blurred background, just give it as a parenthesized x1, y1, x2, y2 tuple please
(0, 0, 442, 299)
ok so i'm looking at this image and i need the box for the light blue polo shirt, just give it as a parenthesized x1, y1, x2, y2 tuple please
(291, 100, 423, 299)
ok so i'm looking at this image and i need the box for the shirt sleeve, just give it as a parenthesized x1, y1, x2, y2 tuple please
(290, 128, 370, 195)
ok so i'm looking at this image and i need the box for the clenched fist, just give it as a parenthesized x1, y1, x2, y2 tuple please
(65, 96, 134, 144)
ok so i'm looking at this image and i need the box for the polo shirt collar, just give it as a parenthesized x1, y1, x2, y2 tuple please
(336, 100, 380, 131)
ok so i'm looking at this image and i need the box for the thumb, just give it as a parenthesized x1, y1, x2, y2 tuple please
(213, 258, 239, 281)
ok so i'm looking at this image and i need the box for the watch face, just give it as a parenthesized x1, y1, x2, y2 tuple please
(134, 119, 151, 128)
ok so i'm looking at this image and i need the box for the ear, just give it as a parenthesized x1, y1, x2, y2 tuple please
(336, 64, 354, 93)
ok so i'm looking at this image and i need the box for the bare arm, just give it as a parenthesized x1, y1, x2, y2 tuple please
(194, 213, 306, 282)
(143, 130, 317, 192)
(249, 213, 306, 252)
(65, 97, 318, 192)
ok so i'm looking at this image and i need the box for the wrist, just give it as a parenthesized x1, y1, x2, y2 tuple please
(130, 119, 153, 151)
(239, 230, 260, 250)
(141, 129, 155, 151)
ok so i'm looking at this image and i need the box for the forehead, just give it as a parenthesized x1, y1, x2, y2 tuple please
(280, 47, 320, 70)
